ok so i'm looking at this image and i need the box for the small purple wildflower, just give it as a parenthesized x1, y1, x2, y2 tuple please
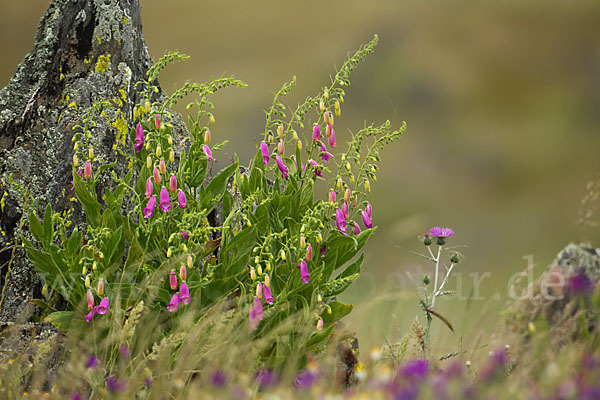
(134, 123, 144, 152)
(275, 155, 289, 180)
(295, 369, 318, 389)
(429, 227, 454, 238)
(328, 124, 336, 148)
(399, 359, 429, 380)
(167, 293, 180, 313)
(336, 208, 347, 234)
(319, 141, 331, 163)
(71, 392, 82, 400)
(260, 142, 270, 165)
(177, 189, 186, 209)
(86, 355, 99, 369)
(159, 187, 171, 213)
(202, 144, 214, 161)
(180, 281, 191, 305)
(353, 222, 361, 235)
(119, 344, 129, 360)
(328, 189, 336, 203)
(566, 271, 594, 295)
(312, 124, 321, 142)
(94, 297, 109, 315)
(361, 210, 374, 229)
(106, 375, 125, 392)
(84, 161, 92, 179)
(342, 201, 349, 219)
(255, 368, 276, 388)
(181, 230, 189, 240)
(143, 196, 156, 218)
(308, 159, 322, 177)
(263, 284, 274, 305)
(210, 369, 228, 388)
(365, 202, 372, 218)
(298, 260, 310, 284)
(154, 114, 161, 130)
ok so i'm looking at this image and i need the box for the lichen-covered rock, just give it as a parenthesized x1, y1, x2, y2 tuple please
(0, 0, 185, 322)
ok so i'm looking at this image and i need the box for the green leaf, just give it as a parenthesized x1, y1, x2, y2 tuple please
(304, 325, 335, 348)
(28, 210, 44, 244)
(321, 301, 353, 324)
(43, 203, 53, 246)
(73, 170, 101, 228)
(201, 160, 238, 213)
(104, 226, 124, 268)
(30, 299, 57, 314)
(45, 311, 76, 332)
(66, 227, 82, 256)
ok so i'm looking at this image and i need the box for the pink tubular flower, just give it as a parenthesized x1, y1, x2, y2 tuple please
(170, 269, 178, 290)
(312, 125, 321, 142)
(85, 310, 95, 322)
(153, 168, 161, 184)
(308, 159, 322, 177)
(260, 142, 270, 165)
(86, 290, 94, 311)
(154, 114, 161, 130)
(298, 260, 310, 284)
(328, 189, 336, 203)
(169, 175, 177, 193)
(181, 230, 189, 240)
(353, 222, 361, 235)
(263, 284, 274, 305)
(179, 281, 191, 305)
(143, 196, 156, 219)
(134, 123, 144, 152)
(167, 293, 180, 312)
(275, 155, 289, 180)
(159, 187, 171, 213)
(203, 145, 214, 161)
(180, 265, 187, 281)
(145, 178, 153, 199)
(159, 159, 166, 174)
(336, 208, 347, 234)
(177, 190, 186, 209)
(94, 297, 109, 315)
(365, 203, 372, 218)
(318, 141, 331, 163)
(328, 125, 336, 148)
(84, 162, 92, 179)
(249, 297, 264, 330)
(305, 245, 313, 262)
(342, 201, 349, 219)
(361, 210, 374, 229)
(278, 140, 284, 155)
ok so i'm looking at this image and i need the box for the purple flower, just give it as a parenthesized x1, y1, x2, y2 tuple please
(153, 167, 161, 184)
(263, 284, 274, 305)
(86, 290, 94, 311)
(159, 187, 171, 213)
(328, 189, 336, 203)
(85, 309, 95, 322)
(480, 349, 507, 381)
(298, 260, 310, 284)
(181, 230, 189, 240)
(361, 210, 374, 229)
(94, 297, 109, 315)
(167, 293, 180, 313)
(336, 208, 347, 234)
(210, 369, 228, 388)
(275, 155, 289, 180)
(566, 271, 594, 295)
(328, 124, 336, 148)
(255, 368, 276, 388)
(353, 222, 361, 235)
(84, 161, 92, 179)
(312, 125, 321, 142)
(399, 359, 429, 380)
(86, 355, 99, 369)
(119, 344, 129, 360)
(249, 297, 264, 330)
(178, 189, 186, 209)
(295, 369, 318, 389)
(308, 159, 322, 177)
(260, 142, 270, 165)
(320, 245, 327, 257)
(180, 281, 191, 305)
(319, 141, 331, 163)
(106, 375, 125, 392)
(202, 144, 214, 161)
(342, 201, 349, 219)
(143, 196, 156, 218)
(134, 123, 144, 152)
(365, 202, 372, 218)
(170, 269, 178, 290)
(429, 227, 454, 238)
(154, 114, 161, 130)
(145, 177, 153, 199)
(169, 175, 177, 193)
(71, 392, 82, 400)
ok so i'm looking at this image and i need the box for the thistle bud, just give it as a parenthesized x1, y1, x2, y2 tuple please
(344, 188, 351, 203)
(97, 279, 104, 296)
(180, 265, 187, 281)
(450, 253, 460, 264)
(88, 148, 94, 160)
(423, 274, 431, 285)
(300, 236, 306, 249)
(250, 268, 256, 281)
(169, 150, 175, 163)
(169, 269, 178, 290)
(277, 125, 283, 138)
(73, 154, 79, 167)
(146, 156, 152, 169)
(187, 255, 193, 269)
(159, 159, 166, 174)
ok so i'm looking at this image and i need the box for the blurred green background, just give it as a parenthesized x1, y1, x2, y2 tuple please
(2, 1, 600, 355)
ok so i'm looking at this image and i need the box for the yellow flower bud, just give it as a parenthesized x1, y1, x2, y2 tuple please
(324, 89, 329, 100)
(277, 125, 283, 138)
(256, 283, 263, 298)
(85, 275, 91, 288)
(145, 101, 151, 112)
(339, 95, 344, 103)
(182, 244, 188, 252)
(88, 148, 94, 160)
(297, 140, 302, 151)
(73, 154, 79, 167)
(292, 130, 299, 141)
(156, 146, 162, 158)
(257, 265, 263, 276)
(300, 225, 305, 233)
(82, 266, 88, 275)
(324, 111, 330, 125)
(97, 279, 104, 296)
(133, 106, 139, 120)
(345, 162, 351, 172)
(138, 105, 145, 116)
(204, 129, 211, 144)
(167, 248, 172, 258)
(209, 114, 215, 124)
(528, 322, 536, 334)
(344, 188, 351, 203)
(265, 274, 270, 287)
(316, 233, 323, 243)
(335, 100, 341, 117)
(319, 100, 325, 111)
(92, 261, 97, 271)
(168, 136, 173, 145)
(364, 180, 371, 193)
(281, 250, 286, 261)
(169, 150, 175, 163)
(300, 236, 306, 249)
(317, 293, 322, 302)
(337, 178, 343, 190)
(266, 262, 271, 271)
(146, 156, 152, 169)
(250, 268, 256, 281)
(187, 255, 193, 269)
(349, 175, 355, 183)
(254, 256, 260, 265)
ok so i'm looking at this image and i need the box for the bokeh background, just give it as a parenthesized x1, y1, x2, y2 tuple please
(2, 1, 600, 355)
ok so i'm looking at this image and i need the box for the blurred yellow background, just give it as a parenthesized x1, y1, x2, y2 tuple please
(2, 1, 600, 355)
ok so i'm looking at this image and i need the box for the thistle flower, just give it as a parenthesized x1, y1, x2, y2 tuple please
(86, 291, 94, 310)
(278, 140, 284, 155)
(153, 168, 161, 184)
(336, 208, 347, 234)
(169, 175, 177, 193)
(275, 155, 289, 180)
(170, 269, 178, 290)
(180, 281, 191, 305)
(134, 123, 144, 152)
(177, 189, 186, 209)
(353, 222, 361, 235)
(328, 189, 336, 203)
(154, 114, 161, 130)
(97, 279, 104, 296)
(429, 227, 454, 245)
(202, 145, 213, 161)
(298, 260, 310, 284)
(342, 201, 349, 219)
(312, 124, 321, 142)
(159, 187, 171, 213)
(249, 297, 264, 330)
(305, 245, 313, 261)
(167, 293, 180, 312)
(263, 284, 274, 305)
(179, 265, 187, 281)
(566, 271, 594, 295)
(328, 125, 336, 148)
(84, 161, 92, 179)
(260, 142, 270, 165)
(361, 210, 374, 229)
(143, 196, 156, 218)
(159, 159, 166, 174)
(204, 129, 211, 144)
(145, 178, 153, 198)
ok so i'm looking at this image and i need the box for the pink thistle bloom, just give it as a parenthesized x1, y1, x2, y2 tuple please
(353, 222, 361, 235)
(134, 123, 144, 152)
(145, 178, 153, 199)
(429, 227, 454, 238)
(328, 189, 336, 203)
(336, 208, 347, 234)
(169, 269, 178, 290)
(86, 290, 94, 311)
(153, 168, 161, 184)
(298, 260, 310, 284)
(94, 297, 109, 315)
(154, 114, 161, 130)
(177, 190, 186, 209)
(260, 142, 270, 165)
(179, 281, 191, 305)
(167, 293, 180, 313)
(169, 175, 177, 193)
(84, 161, 92, 179)
(278, 140, 284, 155)
(365, 203, 372, 218)
(159, 187, 171, 213)
(143, 196, 156, 218)
(312, 125, 321, 142)
(305, 245, 313, 262)
(263, 284, 274, 305)
(202, 145, 214, 161)
(181, 230, 189, 240)
(328, 125, 336, 148)
(361, 210, 374, 229)
(342, 201, 349, 219)
(249, 297, 264, 330)
(275, 155, 289, 180)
